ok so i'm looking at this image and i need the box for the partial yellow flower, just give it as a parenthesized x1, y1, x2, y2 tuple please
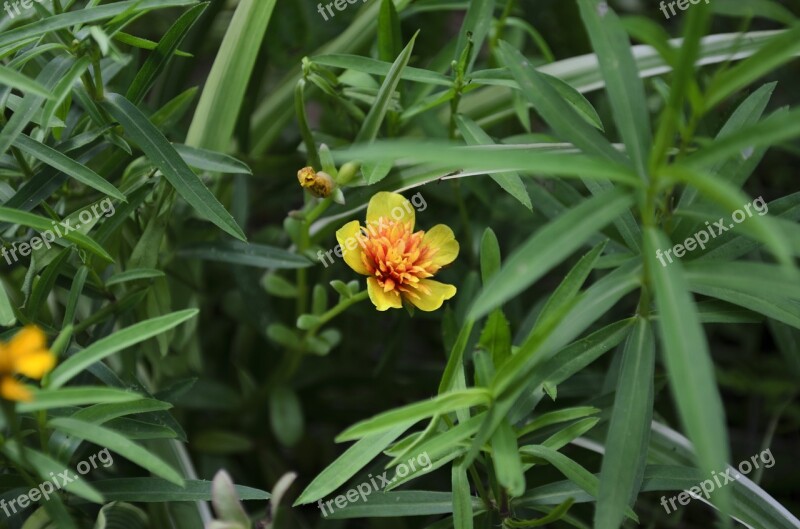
(0, 326, 56, 402)
(336, 192, 459, 312)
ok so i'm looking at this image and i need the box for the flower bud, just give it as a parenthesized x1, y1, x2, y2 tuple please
(297, 166, 334, 198)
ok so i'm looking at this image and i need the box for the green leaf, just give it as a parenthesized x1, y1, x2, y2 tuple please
(1, 441, 104, 503)
(0, 207, 112, 261)
(269, 386, 304, 447)
(48, 309, 198, 388)
(40, 56, 92, 132)
(468, 188, 634, 320)
(0, 0, 198, 48)
(532, 241, 607, 334)
(454, 0, 495, 73)
(126, 3, 207, 105)
(172, 144, 252, 175)
(338, 141, 641, 186)
(643, 227, 731, 512)
(681, 107, 800, 171)
(312, 54, 450, 86)
(0, 281, 16, 326)
(13, 134, 126, 200)
(673, 82, 775, 238)
(17, 387, 142, 413)
(520, 445, 598, 499)
(0, 58, 72, 158)
(325, 490, 483, 519)
(378, 0, 403, 62)
(106, 269, 166, 286)
(91, 478, 268, 503)
(517, 407, 600, 438)
(337, 389, 491, 442)
(294, 425, 411, 505)
(356, 32, 418, 181)
(478, 310, 512, 368)
(705, 26, 800, 110)
(492, 419, 525, 497)
(664, 166, 794, 268)
(177, 241, 312, 269)
(595, 318, 655, 529)
(577, 0, 651, 178)
(185, 0, 277, 151)
(452, 462, 474, 529)
(48, 418, 184, 486)
(0, 64, 52, 99)
(496, 40, 626, 165)
(456, 115, 532, 210)
(102, 93, 246, 241)
(94, 502, 149, 529)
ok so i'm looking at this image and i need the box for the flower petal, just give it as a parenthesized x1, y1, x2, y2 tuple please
(336, 220, 369, 275)
(0, 377, 32, 402)
(422, 224, 459, 268)
(366, 192, 415, 229)
(367, 278, 403, 311)
(404, 279, 456, 312)
(15, 351, 55, 379)
(7, 326, 47, 360)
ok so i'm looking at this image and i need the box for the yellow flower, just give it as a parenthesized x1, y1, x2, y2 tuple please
(336, 192, 459, 312)
(0, 326, 56, 402)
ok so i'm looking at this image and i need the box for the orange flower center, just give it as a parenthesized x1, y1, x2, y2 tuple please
(359, 218, 439, 297)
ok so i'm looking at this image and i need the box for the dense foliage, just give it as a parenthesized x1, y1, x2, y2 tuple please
(0, 0, 798, 528)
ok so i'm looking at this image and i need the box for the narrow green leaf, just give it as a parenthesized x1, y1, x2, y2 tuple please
(185, 0, 277, 151)
(171, 144, 252, 175)
(106, 269, 166, 286)
(92, 478, 269, 503)
(13, 134, 125, 200)
(126, 3, 207, 105)
(0, 207, 112, 261)
(102, 93, 246, 241)
(178, 241, 311, 269)
(492, 419, 525, 497)
(468, 188, 634, 320)
(643, 227, 731, 513)
(294, 425, 411, 505)
(705, 26, 800, 110)
(48, 418, 183, 485)
(595, 318, 655, 529)
(454, 0, 495, 73)
(0, 64, 52, 99)
(17, 387, 142, 413)
(496, 40, 626, 165)
(356, 32, 418, 145)
(577, 0, 651, 178)
(49, 309, 198, 388)
(337, 389, 492, 442)
(0, 0, 197, 48)
(452, 462, 474, 529)
(456, 115, 532, 210)
(1, 441, 104, 504)
(378, 0, 402, 62)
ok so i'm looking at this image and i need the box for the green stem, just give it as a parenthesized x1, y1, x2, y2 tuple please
(304, 290, 369, 339)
